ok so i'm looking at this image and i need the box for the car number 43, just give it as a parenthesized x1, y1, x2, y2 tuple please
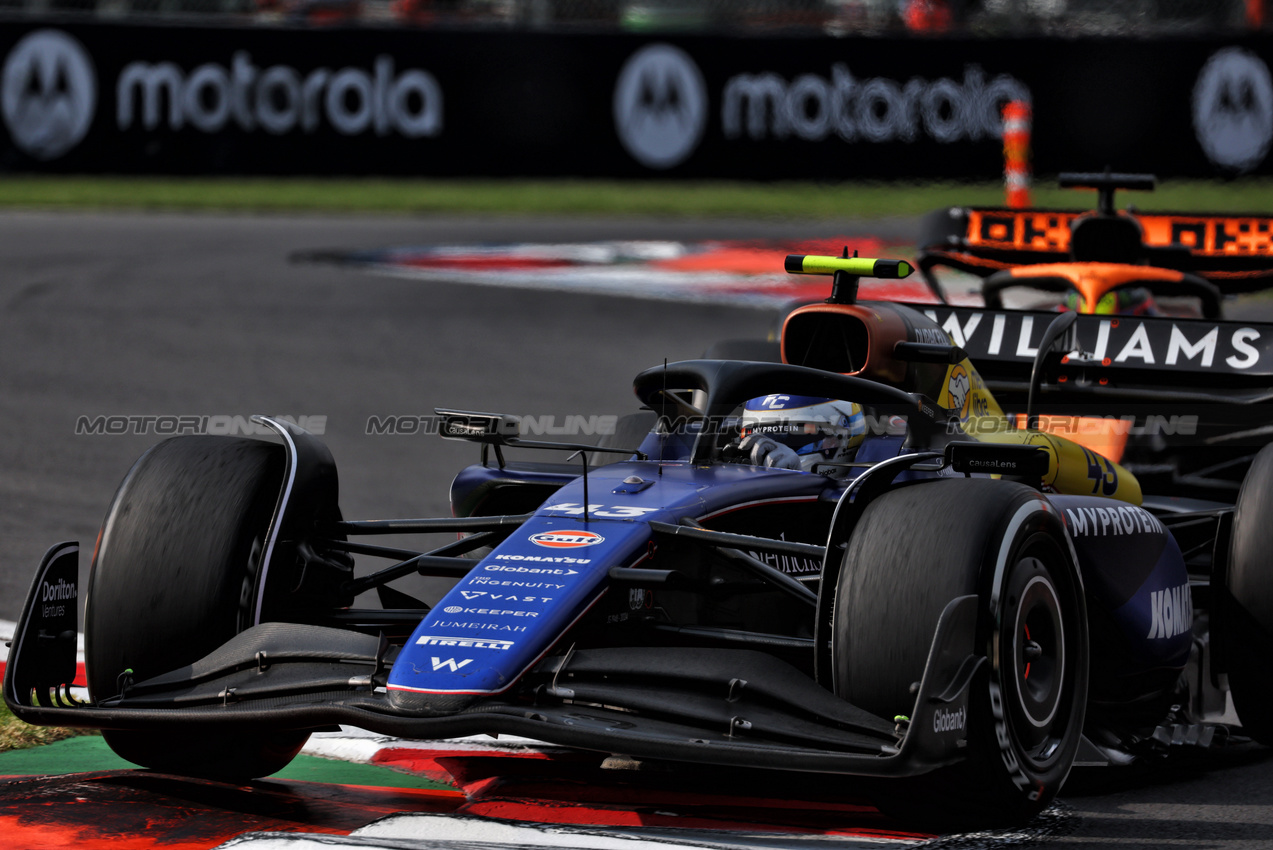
(544, 503, 659, 518)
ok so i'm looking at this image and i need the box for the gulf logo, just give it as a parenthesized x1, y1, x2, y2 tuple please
(529, 530, 605, 549)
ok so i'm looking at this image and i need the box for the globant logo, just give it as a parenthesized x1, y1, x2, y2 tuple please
(117, 52, 442, 138)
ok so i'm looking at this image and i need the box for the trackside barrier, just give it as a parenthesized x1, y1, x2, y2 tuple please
(1, 22, 1273, 177)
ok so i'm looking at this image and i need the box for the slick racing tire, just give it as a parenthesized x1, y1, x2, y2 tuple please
(834, 479, 1088, 828)
(85, 436, 309, 781)
(1225, 442, 1273, 745)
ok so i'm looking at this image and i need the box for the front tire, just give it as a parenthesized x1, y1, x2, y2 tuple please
(86, 436, 308, 780)
(835, 479, 1088, 827)
(1225, 442, 1273, 745)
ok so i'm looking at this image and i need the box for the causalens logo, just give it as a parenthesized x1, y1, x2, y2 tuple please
(117, 52, 442, 138)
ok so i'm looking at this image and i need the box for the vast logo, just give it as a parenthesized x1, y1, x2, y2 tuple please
(117, 52, 442, 138)
(1193, 47, 1273, 173)
(613, 43, 707, 170)
(1, 30, 96, 160)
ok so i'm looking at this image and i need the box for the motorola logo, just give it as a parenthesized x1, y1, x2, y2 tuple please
(1193, 47, 1273, 173)
(613, 43, 706, 170)
(1, 30, 96, 160)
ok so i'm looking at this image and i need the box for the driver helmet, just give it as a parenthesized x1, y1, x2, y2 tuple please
(739, 395, 866, 471)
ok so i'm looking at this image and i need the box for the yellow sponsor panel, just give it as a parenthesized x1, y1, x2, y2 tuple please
(942, 359, 1003, 422)
(967, 420, 1142, 506)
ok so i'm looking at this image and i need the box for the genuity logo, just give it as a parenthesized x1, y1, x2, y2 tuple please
(1193, 47, 1273, 173)
(1, 30, 96, 160)
(613, 43, 707, 169)
(117, 52, 442, 138)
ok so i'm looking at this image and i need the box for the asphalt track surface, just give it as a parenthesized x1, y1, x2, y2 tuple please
(2, 210, 1272, 848)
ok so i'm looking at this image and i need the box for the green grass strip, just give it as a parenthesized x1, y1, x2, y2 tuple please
(0, 735, 456, 790)
(0, 176, 1271, 217)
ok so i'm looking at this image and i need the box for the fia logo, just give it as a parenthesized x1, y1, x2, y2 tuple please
(1193, 47, 1273, 173)
(1, 30, 96, 161)
(613, 43, 707, 170)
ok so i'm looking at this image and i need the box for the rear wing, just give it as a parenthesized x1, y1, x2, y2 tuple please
(918, 207, 1273, 293)
(918, 304, 1273, 401)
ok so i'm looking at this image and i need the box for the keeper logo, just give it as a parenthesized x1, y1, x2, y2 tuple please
(1193, 47, 1273, 173)
(1, 29, 96, 160)
(613, 43, 707, 170)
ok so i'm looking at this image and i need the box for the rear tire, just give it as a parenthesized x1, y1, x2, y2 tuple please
(86, 436, 308, 780)
(835, 479, 1088, 828)
(1225, 443, 1273, 745)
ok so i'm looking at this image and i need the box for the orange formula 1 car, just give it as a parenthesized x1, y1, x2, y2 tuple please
(916, 171, 1273, 320)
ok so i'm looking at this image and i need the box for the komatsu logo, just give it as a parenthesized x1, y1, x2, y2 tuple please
(116, 51, 442, 138)
(1147, 583, 1193, 640)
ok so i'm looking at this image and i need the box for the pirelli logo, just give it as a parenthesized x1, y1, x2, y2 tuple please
(965, 210, 1273, 256)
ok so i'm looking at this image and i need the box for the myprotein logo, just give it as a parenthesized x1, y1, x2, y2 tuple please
(117, 52, 442, 138)
(1193, 47, 1273, 173)
(722, 64, 1029, 145)
(613, 43, 707, 169)
(1, 30, 97, 160)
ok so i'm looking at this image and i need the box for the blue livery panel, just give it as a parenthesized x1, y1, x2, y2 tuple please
(388, 462, 833, 714)
(1052, 495, 1192, 674)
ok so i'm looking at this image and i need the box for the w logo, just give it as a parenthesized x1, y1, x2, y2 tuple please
(431, 657, 472, 673)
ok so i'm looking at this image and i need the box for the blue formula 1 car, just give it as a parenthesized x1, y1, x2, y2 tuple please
(7, 255, 1273, 829)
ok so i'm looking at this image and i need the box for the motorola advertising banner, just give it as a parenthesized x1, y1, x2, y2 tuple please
(1, 22, 1271, 178)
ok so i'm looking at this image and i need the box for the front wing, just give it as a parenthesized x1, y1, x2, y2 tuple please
(5, 542, 983, 779)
